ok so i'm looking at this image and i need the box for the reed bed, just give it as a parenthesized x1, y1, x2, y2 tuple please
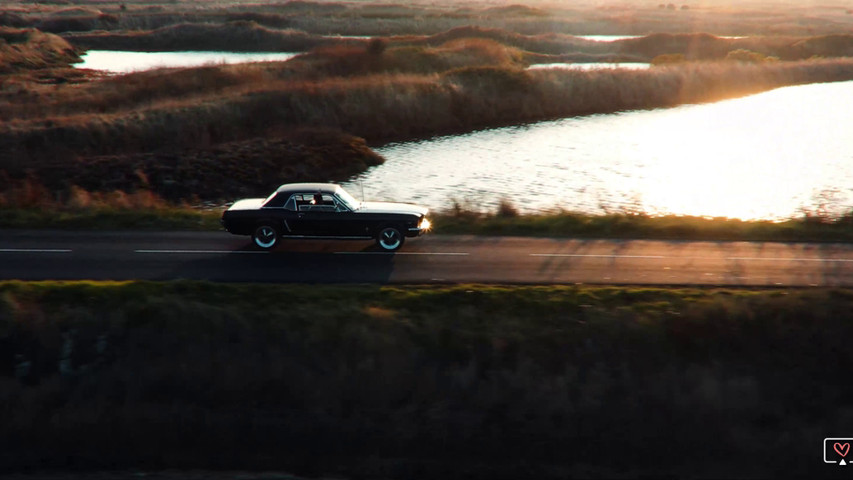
(0, 27, 80, 73)
(5, 55, 853, 171)
(62, 21, 336, 52)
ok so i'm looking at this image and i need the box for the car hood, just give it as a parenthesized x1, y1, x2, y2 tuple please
(227, 198, 266, 211)
(358, 201, 428, 216)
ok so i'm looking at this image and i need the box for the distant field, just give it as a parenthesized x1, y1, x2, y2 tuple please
(4, 0, 853, 37)
(1, 280, 852, 478)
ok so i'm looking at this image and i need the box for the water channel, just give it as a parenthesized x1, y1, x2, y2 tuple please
(75, 50, 299, 74)
(344, 81, 853, 220)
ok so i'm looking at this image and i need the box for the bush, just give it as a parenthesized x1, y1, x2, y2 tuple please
(366, 37, 387, 55)
(495, 198, 520, 217)
(651, 53, 687, 65)
(725, 48, 779, 63)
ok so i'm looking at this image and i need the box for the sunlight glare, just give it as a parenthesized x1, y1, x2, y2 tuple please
(618, 83, 853, 220)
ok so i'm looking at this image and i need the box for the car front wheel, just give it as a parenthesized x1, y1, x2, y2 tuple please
(252, 224, 278, 250)
(376, 226, 404, 251)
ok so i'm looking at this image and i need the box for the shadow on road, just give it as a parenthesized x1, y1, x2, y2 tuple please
(161, 239, 398, 283)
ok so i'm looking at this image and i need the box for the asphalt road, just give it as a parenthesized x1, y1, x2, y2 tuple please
(3, 230, 853, 286)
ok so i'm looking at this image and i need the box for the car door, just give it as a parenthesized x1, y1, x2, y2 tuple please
(266, 193, 313, 235)
(296, 193, 361, 236)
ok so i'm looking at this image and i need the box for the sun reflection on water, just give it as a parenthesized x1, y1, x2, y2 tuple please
(348, 81, 853, 221)
(632, 83, 853, 220)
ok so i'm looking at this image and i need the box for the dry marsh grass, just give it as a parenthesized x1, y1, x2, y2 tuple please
(8, 0, 853, 39)
(63, 20, 332, 52)
(433, 202, 853, 243)
(293, 37, 525, 77)
(0, 177, 220, 230)
(0, 27, 80, 73)
(1, 281, 852, 478)
(0, 128, 384, 203)
(6, 52, 853, 165)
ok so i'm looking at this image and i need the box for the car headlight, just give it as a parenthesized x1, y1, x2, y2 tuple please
(419, 217, 432, 230)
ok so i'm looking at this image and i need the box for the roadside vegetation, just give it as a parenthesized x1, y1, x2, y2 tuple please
(2, 280, 852, 478)
(6, 192, 853, 245)
(435, 201, 853, 243)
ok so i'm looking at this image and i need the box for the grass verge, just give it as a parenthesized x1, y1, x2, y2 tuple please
(1, 281, 851, 478)
(0, 206, 220, 231)
(4, 205, 853, 244)
(432, 209, 853, 243)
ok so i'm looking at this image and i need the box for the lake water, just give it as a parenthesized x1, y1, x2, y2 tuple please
(75, 49, 647, 75)
(528, 62, 650, 71)
(75, 50, 299, 74)
(577, 35, 641, 42)
(577, 35, 743, 41)
(344, 81, 853, 220)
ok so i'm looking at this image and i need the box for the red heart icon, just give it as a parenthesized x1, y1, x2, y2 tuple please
(834, 443, 850, 457)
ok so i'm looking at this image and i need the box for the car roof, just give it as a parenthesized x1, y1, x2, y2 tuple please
(274, 183, 342, 195)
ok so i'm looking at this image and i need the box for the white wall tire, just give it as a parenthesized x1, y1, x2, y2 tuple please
(252, 224, 278, 250)
(376, 226, 404, 251)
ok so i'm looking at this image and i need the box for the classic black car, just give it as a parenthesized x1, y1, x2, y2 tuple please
(221, 183, 431, 251)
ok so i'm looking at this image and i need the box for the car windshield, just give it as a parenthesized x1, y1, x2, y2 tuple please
(261, 190, 278, 206)
(335, 187, 361, 211)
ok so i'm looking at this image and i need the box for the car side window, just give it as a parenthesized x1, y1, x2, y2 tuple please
(283, 195, 298, 211)
(263, 193, 289, 209)
(295, 193, 344, 212)
(332, 195, 351, 212)
(320, 194, 338, 210)
(294, 193, 317, 212)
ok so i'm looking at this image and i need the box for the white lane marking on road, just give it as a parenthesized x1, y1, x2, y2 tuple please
(334, 252, 469, 256)
(725, 257, 853, 262)
(134, 250, 268, 254)
(0, 248, 72, 253)
(531, 253, 853, 262)
(530, 253, 665, 259)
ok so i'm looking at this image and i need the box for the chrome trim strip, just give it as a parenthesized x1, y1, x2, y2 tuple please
(281, 235, 373, 240)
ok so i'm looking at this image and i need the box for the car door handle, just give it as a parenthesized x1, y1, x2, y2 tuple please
(298, 213, 305, 219)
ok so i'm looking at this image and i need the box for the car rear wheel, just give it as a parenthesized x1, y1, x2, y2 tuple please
(252, 224, 278, 250)
(376, 226, 404, 251)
